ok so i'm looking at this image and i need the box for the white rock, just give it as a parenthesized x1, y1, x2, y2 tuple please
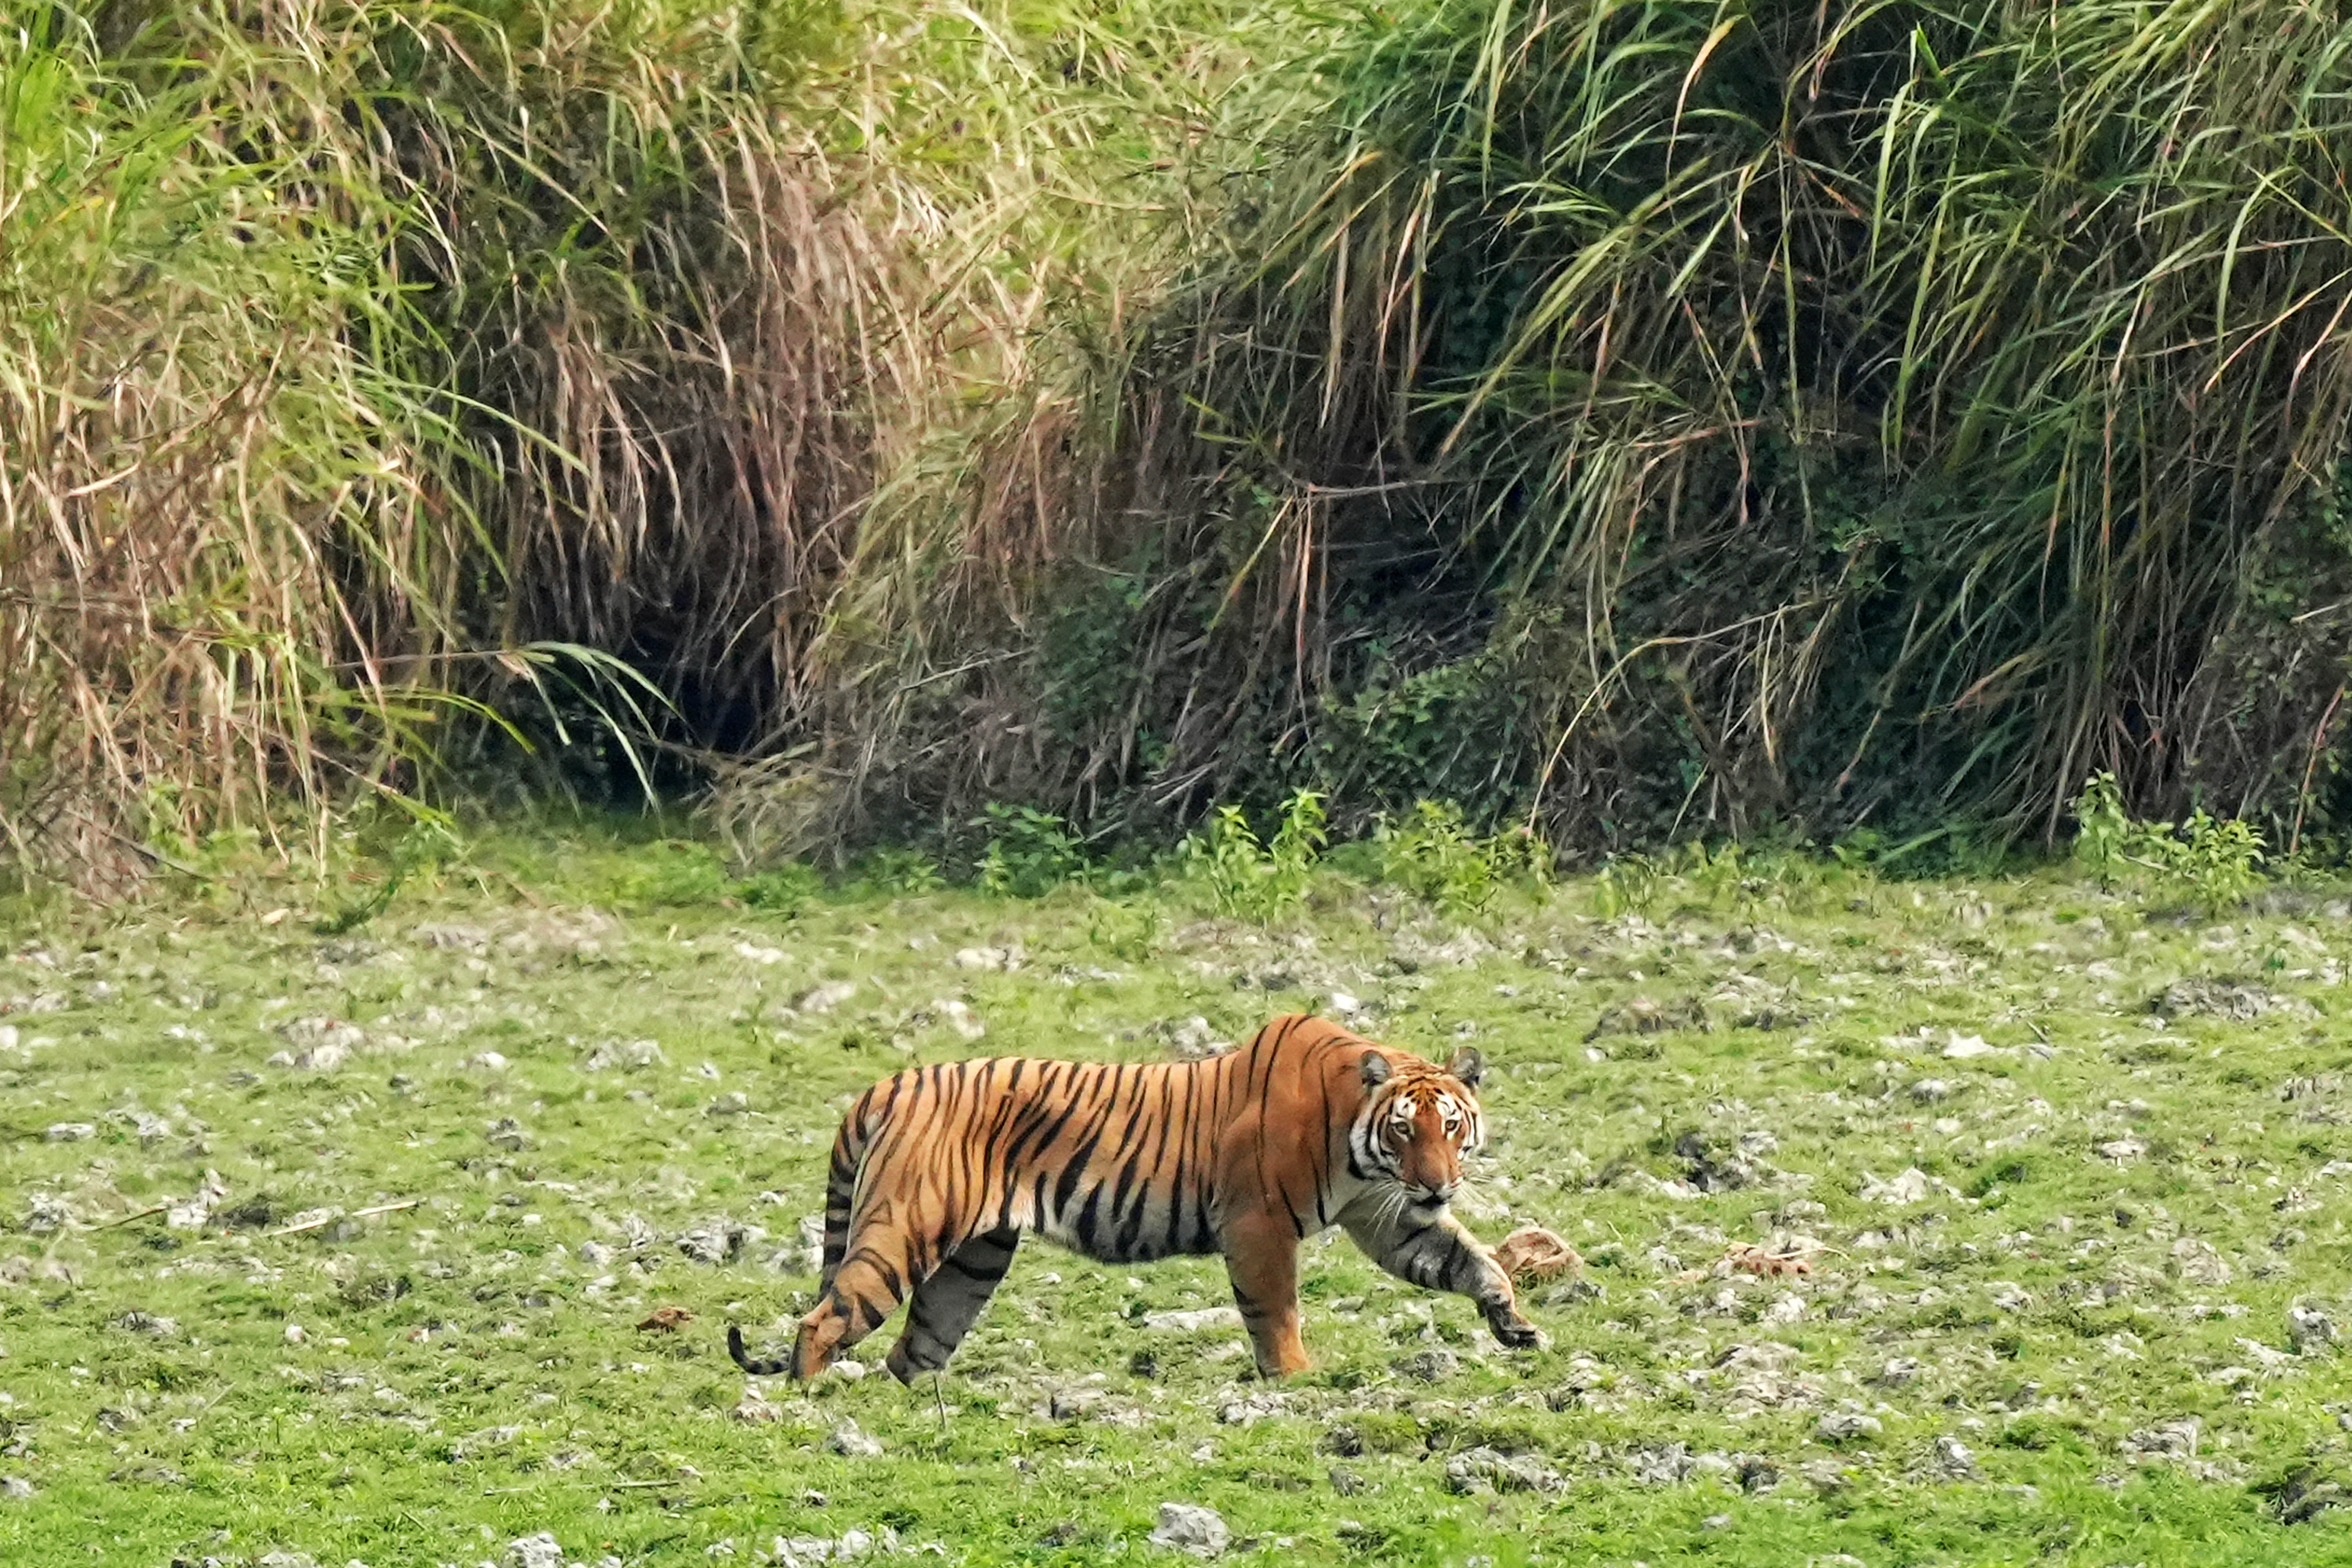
(1147, 1502, 1229, 1558)
(952, 947, 1014, 972)
(1168, 1017, 1225, 1060)
(1861, 1168, 1932, 1206)
(826, 1419, 883, 1458)
(2290, 1304, 2337, 1352)
(1941, 1033, 1999, 1059)
(2096, 1138, 2146, 1161)
(1328, 991, 1363, 1018)
(584, 1038, 664, 1071)
(284, 1323, 307, 1345)
(931, 998, 986, 1042)
(1815, 1412, 1883, 1442)
(2171, 1237, 2233, 1287)
(505, 1533, 564, 1568)
(167, 1169, 229, 1231)
(794, 981, 859, 1014)
(733, 942, 788, 965)
(1142, 1307, 1243, 1333)
(0, 1477, 31, 1500)
(43, 1123, 93, 1143)
(465, 1051, 509, 1073)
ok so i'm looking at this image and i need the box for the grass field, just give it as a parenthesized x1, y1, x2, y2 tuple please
(6, 826, 2352, 1565)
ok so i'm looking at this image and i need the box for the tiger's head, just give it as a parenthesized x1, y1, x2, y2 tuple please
(1351, 1047, 1487, 1213)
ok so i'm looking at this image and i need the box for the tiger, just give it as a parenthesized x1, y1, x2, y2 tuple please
(727, 1013, 1541, 1384)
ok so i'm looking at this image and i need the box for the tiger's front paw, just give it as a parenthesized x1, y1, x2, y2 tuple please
(1485, 1304, 1541, 1350)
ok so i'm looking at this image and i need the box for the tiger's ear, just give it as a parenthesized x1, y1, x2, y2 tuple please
(1358, 1052, 1393, 1090)
(1447, 1046, 1485, 1089)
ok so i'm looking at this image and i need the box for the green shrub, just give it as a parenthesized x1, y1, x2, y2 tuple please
(1183, 790, 1326, 923)
(2071, 772, 2267, 914)
(977, 804, 1088, 898)
(1375, 799, 1548, 916)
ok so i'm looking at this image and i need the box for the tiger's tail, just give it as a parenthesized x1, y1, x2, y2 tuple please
(727, 1323, 792, 1375)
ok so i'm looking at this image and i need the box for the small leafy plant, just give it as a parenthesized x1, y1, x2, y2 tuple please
(1184, 789, 1326, 923)
(1375, 799, 1548, 917)
(2071, 772, 2266, 914)
(860, 847, 945, 896)
(976, 804, 1087, 898)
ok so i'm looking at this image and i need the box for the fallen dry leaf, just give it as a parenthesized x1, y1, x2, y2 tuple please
(1495, 1225, 1582, 1283)
(637, 1306, 696, 1332)
(1723, 1241, 1816, 1277)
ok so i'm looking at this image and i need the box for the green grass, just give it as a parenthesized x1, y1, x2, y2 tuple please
(6, 826, 2352, 1562)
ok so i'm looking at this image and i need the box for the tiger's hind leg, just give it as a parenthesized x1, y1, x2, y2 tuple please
(1339, 1194, 1540, 1350)
(883, 1226, 1020, 1384)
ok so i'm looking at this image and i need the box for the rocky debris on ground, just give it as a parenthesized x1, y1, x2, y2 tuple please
(1142, 1307, 1242, 1332)
(2123, 1418, 2202, 1462)
(952, 946, 1020, 972)
(1162, 1016, 1225, 1060)
(908, 998, 984, 1041)
(1674, 1128, 1780, 1191)
(584, 1037, 665, 1071)
(827, 1419, 883, 1458)
(1147, 1502, 1229, 1558)
(1626, 1443, 1732, 1487)
(1587, 995, 1708, 1042)
(1394, 1346, 1460, 1383)
(1928, 1435, 1977, 1478)
(677, 1218, 749, 1265)
(767, 1528, 926, 1566)
(1860, 1167, 1958, 1206)
(506, 1533, 566, 1568)
(1940, 1031, 2002, 1059)
(735, 1385, 786, 1424)
(1446, 1446, 1564, 1495)
(2291, 1305, 2337, 1352)
(1814, 1411, 1883, 1443)
(2266, 1466, 2352, 1526)
(2153, 977, 2315, 1021)
(2171, 1237, 2234, 1287)
(793, 980, 860, 1015)
(1216, 1392, 1290, 1427)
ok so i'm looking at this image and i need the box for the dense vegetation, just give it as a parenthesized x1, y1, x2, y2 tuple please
(9, 0, 2352, 892)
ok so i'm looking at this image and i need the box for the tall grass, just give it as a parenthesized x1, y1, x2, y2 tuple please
(13, 0, 2352, 888)
(0, 6, 461, 890)
(957, 0, 2352, 852)
(0, 0, 1233, 886)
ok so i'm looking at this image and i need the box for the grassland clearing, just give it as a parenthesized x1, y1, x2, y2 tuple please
(4, 828, 2352, 1563)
